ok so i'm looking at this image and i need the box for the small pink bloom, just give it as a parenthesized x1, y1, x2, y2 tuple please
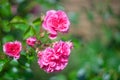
(42, 10, 70, 39)
(37, 41, 73, 73)
(3, 41, 22, 59)
(26, 37, 36, 47)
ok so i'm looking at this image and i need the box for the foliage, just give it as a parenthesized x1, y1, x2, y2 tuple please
(0, 0, 120, 80)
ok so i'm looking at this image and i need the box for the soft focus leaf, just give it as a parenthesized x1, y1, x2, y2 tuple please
(33, 18, 41, 26)
(50, 75, 67, 80)
(33, 18, 41, 33)
(2, 35, 14, 43)
(12, 24, 29, 32)
(10, 16, 26, 24)
(68, 71, 77, 80)
(24, 26, 36, 39)
(0, 0, 12, 18)
(18, 55, 28, 66)
(0, 20, 10, 32)
(10, 59, 19, 66)
(0, 59, 7, 72)
(0, 61, 5, 72)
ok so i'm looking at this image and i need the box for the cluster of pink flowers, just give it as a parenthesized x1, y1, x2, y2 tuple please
(37, 41, 73, 73)
(3, 10, 72, 73)
(3, 37, 36, 60)
(37, 10, 72, 73)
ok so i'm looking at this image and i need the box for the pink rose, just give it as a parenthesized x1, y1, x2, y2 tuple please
(42, 10, 70, 39)
(53, 41, 72, 56)
(37, 41, 73, 73)
(3, 41, 22, 59)
(26, 37, 36, 47)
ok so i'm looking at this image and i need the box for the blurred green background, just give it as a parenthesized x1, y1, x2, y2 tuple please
(0, 0, 120, 80)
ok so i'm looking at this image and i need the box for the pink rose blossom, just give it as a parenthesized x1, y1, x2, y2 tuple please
(3, 41, 22, 59)
(26, 37, 36, 47)
(37, 41, 73, 73)
(42, 10, 70, 39)
(53, 41, 72, 56)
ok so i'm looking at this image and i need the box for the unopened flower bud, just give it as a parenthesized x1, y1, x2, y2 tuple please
(26, 37, 36, 47)
(40, 32, 45, 38)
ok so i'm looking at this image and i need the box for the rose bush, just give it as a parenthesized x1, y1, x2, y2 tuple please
(2, 9, 72, 73)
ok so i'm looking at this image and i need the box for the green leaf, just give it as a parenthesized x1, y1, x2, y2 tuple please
(33, 18, 41, 26)
(2, 35, 14, 43)
(0, 0, 12, 18)
(9, 16, 26, 24)
(13, 24, 29, 32)
(18, 55, 28, 66)
(0, 61, 4, 72)
(68, 71, 77, 80)
(32, 18, 41, 35)
(0, 59, 7, 72)
(0, 20, 11, 32)
(10, 59, 19, 66)
(50, 75, 67, 80)
(57, 75, 67, 80)
(24, 26, 36, 39)
(72, 36, 81, 49)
